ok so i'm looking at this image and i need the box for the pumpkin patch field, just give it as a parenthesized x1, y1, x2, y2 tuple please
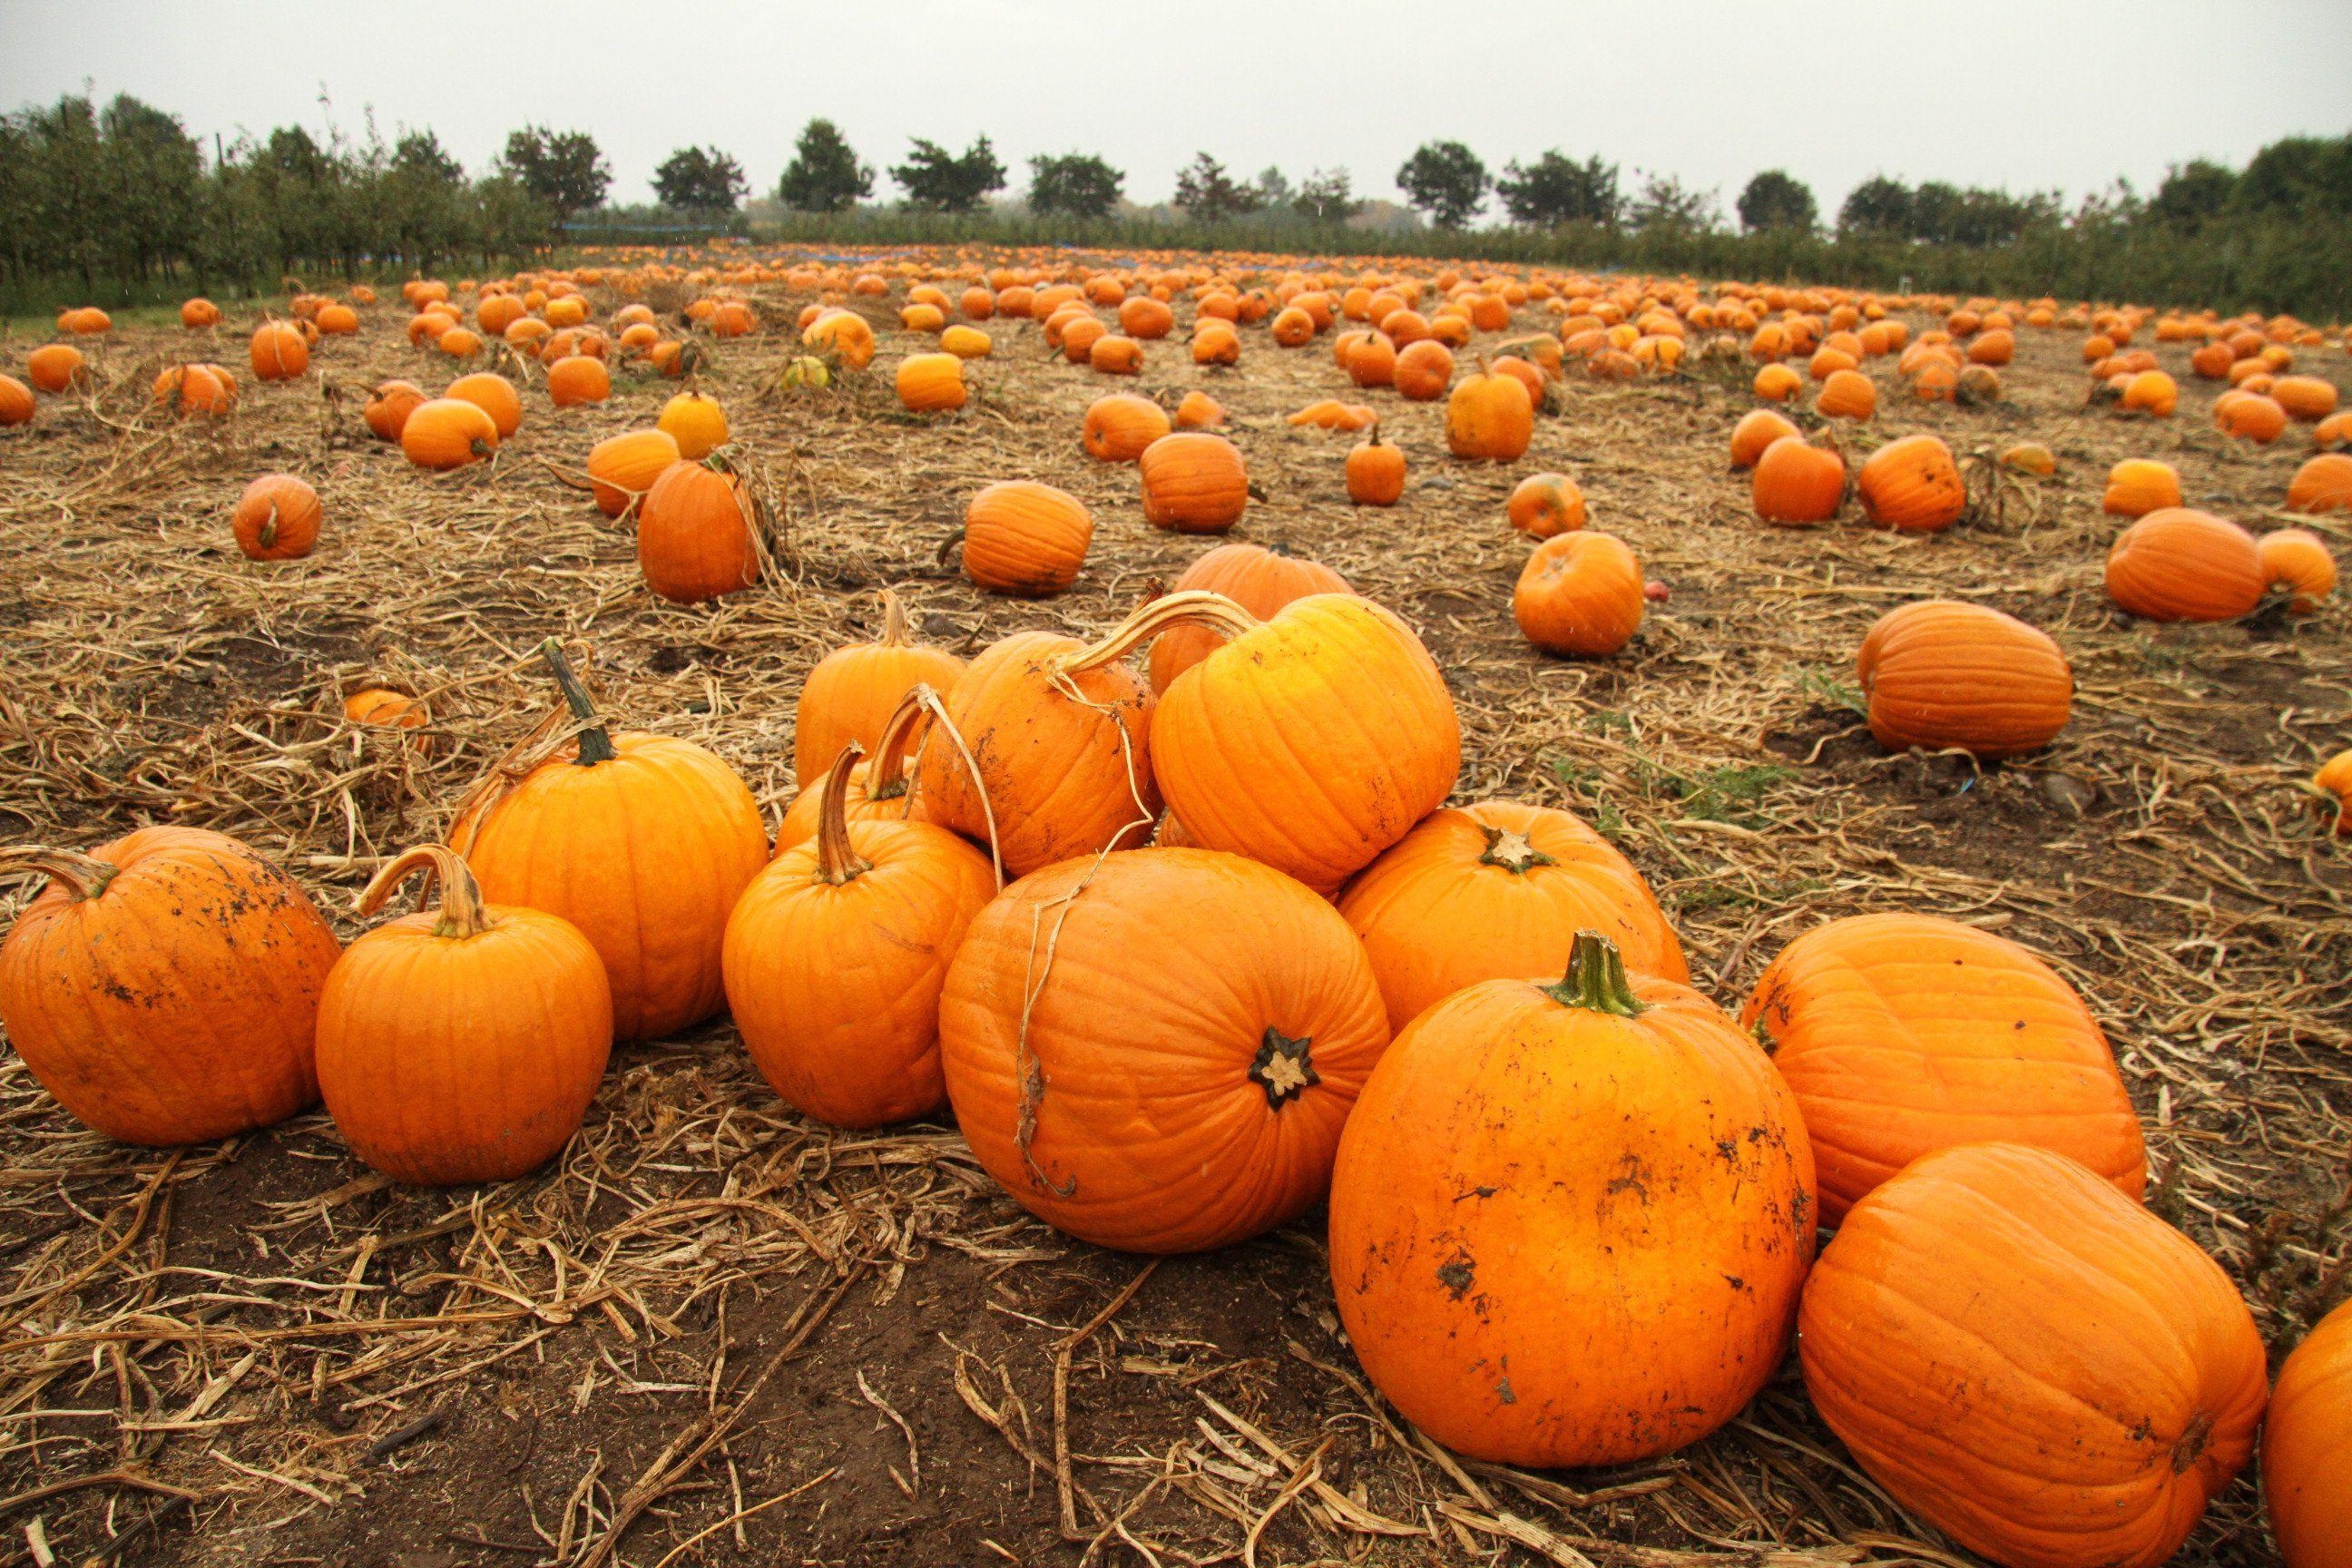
(0, 250, 2347, 1567)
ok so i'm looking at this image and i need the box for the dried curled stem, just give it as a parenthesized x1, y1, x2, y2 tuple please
(1055, 590, 1259, 675)
(0, 846, 120, 901)
(360, 844, 494, 939)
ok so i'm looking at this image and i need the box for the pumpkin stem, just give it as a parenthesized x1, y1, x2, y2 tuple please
(360, 844, 494, 939)
(813, 741, 877, 887)
(878, 588, 911, 648)
(539, 639, 618, 766)
(864, 681, 939, 808)
(0, 847, 120, 901)
(1057, 590, 1260, 675)
(1541, 930, 1649, 1016)
(1478, 826, 1556, 874)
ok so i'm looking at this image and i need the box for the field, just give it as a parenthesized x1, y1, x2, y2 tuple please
(0, 249, 2346, 1568)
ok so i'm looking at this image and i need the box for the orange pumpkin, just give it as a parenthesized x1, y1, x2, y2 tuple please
(2259, 527, 2337, 612)
(895, 351, 966, 412)
(939, 848, 1390, 1252)
(2267, 1298, 2352, 1568)
(249, 320, 309, 381)
(1337, 803, 1685, 1032)
(545, 354, 610, 407)
(963, 480, 1092, 596)
(1393, 338, 1455, 400)
(1081, 393, 1170, 462)
(230, 473, 322, 562)
(792, 589, 966, 788)
(1505, 472, 1586, 536)
(0, 374, 31, 426)
(0, 829, 341, 1145)
(2106, 508, 2266, 622)
(1138, 432, 1249, 534)
(445, 371, 521, 437)
(1730, 408, 1801, 469)
(2217, 391, 2288, 443)
(637, 459, 761, 604)
(1330, 931, 1815, 1466)
(1345, 424, 1406, 506)
(1816, 368, 1877, 419)
(153, 362, 237, 417)
(1753, 435, 1847, 524)
(1857, 435, 1965, 534)
(1856, 600, 2072, 759)
(1445, 363, 1534, 460)
(26, 344, 87, 394)
(2271, 375, 2339, 423)
(1514, 531, 1644, 656)
(1799, 1142, 2266, 1568)
(584, 428, 681, 518)
(399, 397, 499, 470)
(363, 379, 426, 442)
(2102, 458, 2182, 517)
(2287, 452, 2352, 514)
(1171, 389, 1224, 429)
(1148, 544, 1353, 693)
(657, 391, 729, 459)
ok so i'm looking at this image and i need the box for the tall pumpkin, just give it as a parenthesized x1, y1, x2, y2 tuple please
(1742, 913, 2144, 1223)
(0, 829, 341, 1145)
(637, 457, 761, 604)
(1856, 599, 2073, 759)
(1444, 363, 1534, 460)
(450, 642, 769, 1041)
(1138, 432, 1249, 534)
(316, 846, 612, 1185)
(1337, 801, 1686, 1033)
(1146, 543, 1353, 693)
(792, 590, 966, 788)
(2265, 1298, 2352, 1568)
(1798, 1142, 2268, 1568)
(1329, 932, 1816, 1467)
(2106, 508, 2265, 622)
(724, 742, 998, 1130)
(938, 848, 1390, 1253)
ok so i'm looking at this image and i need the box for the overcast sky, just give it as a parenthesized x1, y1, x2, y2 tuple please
(4, 0, 2347, 220)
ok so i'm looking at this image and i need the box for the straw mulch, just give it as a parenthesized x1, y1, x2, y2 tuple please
(0, 259, 2345, 1568)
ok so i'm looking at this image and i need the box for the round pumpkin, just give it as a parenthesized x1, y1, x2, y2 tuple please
(2259, 527, 2337, 612)
(1514, 531, 1644, 657)
(1147, 544, 1352, 694)
(637, 458, 762, 604)
(657, 391, 729, 459)
(1345, 425, 1406, 505)
(1855, 600, 2072, 759)
(1329, 931, 1816, 1467)
(1857, 435, 1966, 534)
(1798, 1142, 2268, 1568)
(545, 354, 609, 407)
(2287, 452, 2352, 514)
(896, 351, 966, 413)
(445, 372, 520, 438)
(1138, 433, 1249, 534)
(26, 344, 86, 395)
(1082, 393, 1170, 463)
(2106, 508, 2265, 622)
(1337, 802, 1686, 1032)
(230, 473, 322, 562)
(2102, 458, 2182, 517)
(938, 848, 1390, 1253)
(153, 363, 236, 417)
(250, 320, 309, 382)
(0, 829, 341, 1145)
(584, 428, 681, 518)
(1817, 368, 1877, 419)
(793, 589, 967, 788)
(363, 379, 426, 443)
(1445, 363, 1534, 461)
(1753, 435, 1846, 524)
(316, 846, 611, 1185)
(1506, 472, 1586, 536)
(2266, 1298, 2352, 1568)
(963, 480, 1092, 597)
(0, 371, 41, 426)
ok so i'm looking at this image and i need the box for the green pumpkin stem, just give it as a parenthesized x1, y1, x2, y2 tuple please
(539, 638, 618, 766)
(1542, 930, 1649, 1016)
(0, 847, 120, 902)
(813, 741, 876, 887)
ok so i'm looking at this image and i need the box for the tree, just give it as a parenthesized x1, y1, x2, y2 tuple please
(1736, 169, 1817, 233)
(2233, 134, 2352, 216)
(652, 145, 748, 213)
(1396, 141, 1488, 229)
(1625, 172, 1721, 232)
(1172, 153, 1260, 222)
(1494, 150, 1619, 228)
(1252, 166, 1293, 209)
(498, 126, 609, 222)
(1027, 152, 1123, 219)
(890, 136, 1006, 213)
(1293, 167, 1363, 225)
(1838, 174, 1913, 235)
(2151, 160, 2236, 227)
(392, 130, 463, 184)
(777, 119, 872, 212)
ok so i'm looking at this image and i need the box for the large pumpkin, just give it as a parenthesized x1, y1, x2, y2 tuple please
(1090, 591, 1459, 896)
(1338, 801, 1686, 1032)
(450, 642, 768, 1041)
(1329, 931, 1816, 1466)
(2265, 1298, 2352, 1568)
(0, 829, 341, 1145)
(316, 845, 611, 1185)
(963, 480, 1092, 597)
(1742, 912, 2143, 1223)
(792, 589, 966, 788)
(1799, 1142, 2268, 1568)
(2106, 508, 2265, 622)
(1856, 600, 2073, 759)
(1138, 432, 1249, 534)
(938, 848, 1389, 1252)
(725, 742, 997, 1129)
(1444, 363, 1534, 460)
(1147, 543, 1352, 693)
(637, 458, 761, 604)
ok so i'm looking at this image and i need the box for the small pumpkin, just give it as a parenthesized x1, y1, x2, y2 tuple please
(657, 391, 729, 458)
(2106, 508, 2266, 622)
(1444, 362, 1534, 461)
(1857, 434, 1965, 534)
(2260, 528, 2337, 612)
(1505, 472, 1586, 536)
(2287, 452, 2352, 514)
(1081, 393, 1170, 462)
(1138, 432, 1249, 534)
(400, 397, 498, 471)
(317, 846, 612, 1185)
(1856, 600, 2072, 759)
(896, 351, 967, 412)
(445, 372, 521, 438)
(792, 589, 967, 788)
(26, 344, 87, 394)
(231, 473, 323, 562)
(2102, 458, 2182, 517)
(584, 428, 681, 518)
(363, 379, 426, 442)
(250, 319, 309, 382)
(963, 480, 1092, 597)
(544, 354, 610, 407)
(1172, 389, 1224, 429)
(153, 363, 237, 416)
(1148, 543, 1353, 693)
(1816, 368, 1877, 419)
(1730, 409, 1800, 470)
(1344, 424, 1406, 506)
(1514, 531, 1644, 657)
(1752, 435, 1847, 525)
(0, 372, 36, 426)
(1393, 338, 1454, 400)
(345, 687, 428, 744)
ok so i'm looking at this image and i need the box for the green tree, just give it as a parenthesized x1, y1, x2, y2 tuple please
(2234, 134, 2352, 216)
(1736, 169, 1817, 232)
(1172, 153, 1260, 222)
(1292, 167, 1362, 225)
(1838, 174, 1913, 235)
(1396, 141, 1488, 229)
(2151, 160, 2235, 227)
(777, 118, 873, 211)
(1494, 150, 1618, 228)
(652, 145, 748, 213)
(890, 135, 1006, 213)
(497, 126, 610, 223)
(1027, 152, 1123, 219)
(1626, 172, 1720, 232)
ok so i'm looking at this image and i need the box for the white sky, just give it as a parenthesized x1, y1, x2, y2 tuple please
(3, 0, 2347, 218)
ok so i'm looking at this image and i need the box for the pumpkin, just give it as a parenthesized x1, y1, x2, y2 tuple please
(1344, 424, 1406, 505)
(793, 589, 966, 788)
(1445, 363, 1534, 460)
(2287, 452, 2352, 514)
(316, 845, 611, 1185)
(1857, 434, 1965, 534)
(0, 374, 32, 426)
(1393, 338, 1455, 400)
(0, 828, 342, 1145)
(1086, 591, 1459, 896)
(1081, 393, 1170, 462)
(1817, 368, 1877, 419)
(1505, 472, 1586, 536)
(1753, 363, 1803, 400)
(776, 683, 964, 857)
(544, 354, 609, 407)
(1338, 802, 1685, 1032)
(1730, 409, 1801, 469)
(1752, 435, 1846, 524)
(1329, 931, 1815, 1467)
(1088, 334, 1143, 375)
(1286, 399, 1376, 432)
(1743, 913, 2141, 1223)
(180, 297, 221, 329)
(1148, 544, 1353, 693)
(2102, 458, 2182, 517)
(1514, 531, 1645, 656)
(913, 624, 1157, 877)
(584, 428, 681, 517)
(2218, 391, 2288, 443)
(363, 379, 426, 442)
(1346, 331, 1397, 387)
(345, 688, 428, 743)
(449, 642, 769, 1041)
(896, 351, 967, 412)
(1856, 600, 2072, 759)
(399, 397, 498, 470)
(446, 372, 521, 437)
(637, 457, 762, 604)
(724, 741, 997, 1130)
(250, 320, 309, 381)
(2106, 508, 2266, 622)
(2266, 1298, 2352, 1567)
(1798, 1142, 2267, 1568)
(231, 473, 322, 562)
(802, 309, 876, 368)
(1138, 432, 1249, 534)
(938, 848, 1389, 1252)
(152, 363, 236, 417)
(1172, 389, 1223, 429)
(2000, 441, 2057, 476)
(655, 391, 729, 459)
(963, 480, 1092, 596)
(26, 344, 86, 394)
